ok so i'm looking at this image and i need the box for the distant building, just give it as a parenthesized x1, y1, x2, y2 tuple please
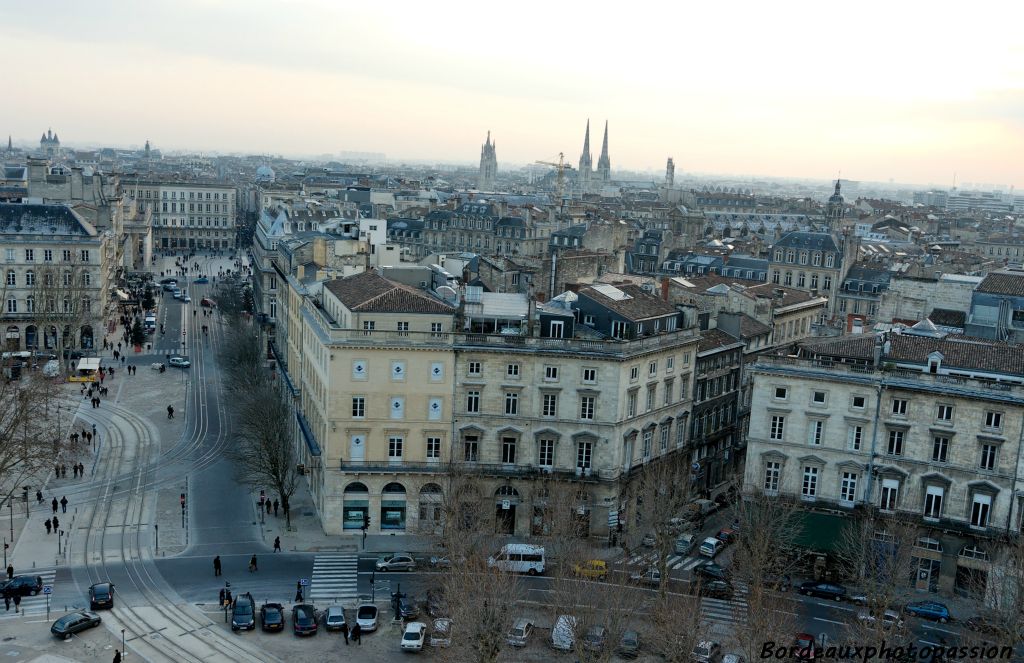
(39, 129, 60, 158)
(477, 132, 497, 191)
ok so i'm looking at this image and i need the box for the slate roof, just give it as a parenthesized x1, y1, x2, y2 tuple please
(0, 203, 95, 236)
(698, 328, 741, 353)
(927, 308, 966, 328)
(740, 283, 823, 308)
(578, 283, 678, 321)
(887, 334, 1024, 376)
(325, 271, 455, 315)
(771, 231, 842, 255)
(736, 314, 773, 338)
(976, 272, 1024, 297)
(798, 334, 877, 361)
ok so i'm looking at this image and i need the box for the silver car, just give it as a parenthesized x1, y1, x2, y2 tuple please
(355, 603, 378, 633)
(506, 617, 534, 647)
(323, 605, 346, 631)
(376, 552, 415, 572)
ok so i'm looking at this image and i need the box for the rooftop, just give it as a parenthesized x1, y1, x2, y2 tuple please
(578, 283, 678, 322)
(0, 203, 96, 237)
(325, 271, 455, 315)
(975, 271, 1024, 297)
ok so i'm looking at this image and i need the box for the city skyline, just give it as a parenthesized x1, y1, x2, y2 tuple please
(3, 0, 1022, 188)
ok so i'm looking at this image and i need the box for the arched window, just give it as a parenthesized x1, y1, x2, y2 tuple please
(5, 270, 15, 286)
(25, 270, 34, 286)
(25, 296, 35, 313)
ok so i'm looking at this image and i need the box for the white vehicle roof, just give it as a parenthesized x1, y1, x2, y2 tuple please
(496, 544, 544, 553)
(702, 537, 720, 545)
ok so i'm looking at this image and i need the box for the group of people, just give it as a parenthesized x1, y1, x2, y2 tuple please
(52, 462, 86, 480)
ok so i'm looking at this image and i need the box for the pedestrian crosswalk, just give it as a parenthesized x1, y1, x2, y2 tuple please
(701, 581, 749, 626)
(309, 554, 358, 602)
(616, 550, 706, 572)
(1, 569, 57, 617)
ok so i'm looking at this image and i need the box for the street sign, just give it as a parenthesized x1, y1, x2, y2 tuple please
(180, 493, 186, 506)
(501, 499, 510, 510)
(299, 578, 309, 586)
(608, 510, 619, 527)
(42, 585, 52, 595)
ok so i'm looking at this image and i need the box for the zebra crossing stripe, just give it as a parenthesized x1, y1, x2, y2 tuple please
(310, 554, 358, 601)
(5, 570, 57, 615)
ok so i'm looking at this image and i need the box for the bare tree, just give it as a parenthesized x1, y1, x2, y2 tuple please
(647, 592, 707, 663)
(0, 374, 63, 506)
(956, 536, 1024, 653)
(28, 255, 106, 371)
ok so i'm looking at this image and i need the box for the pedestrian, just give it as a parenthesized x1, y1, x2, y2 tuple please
(352, 622, 361, 644)
(113, 649, 121, 663)
(92, 424, 97, 438)
(340, 620, 349, 644)
(219, 588, 226, 605)
(45, 518, 52, 535)
(60, 496, 68, 513)
(272, 499, 279, 517)
(265, 500, 271, 515)
(167, 405, 174, 419)
(35, 490, 42, 504)
(54, 463, 60, 477)
(249, 554, 257, 572)
(294, 585, 302, 602)
(73, 465, 78, 478)
(213, 556, 221, 576)
(79, 462, 85, 476)
(52, 515, 59, 530)
(6, 565, 12, 580)
(273, 536, 281, 553)
(51, 497, 58, 514)
(61, 465, 67, 478)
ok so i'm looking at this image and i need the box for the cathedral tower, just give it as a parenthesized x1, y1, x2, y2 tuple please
(478, 131, 497, 191)
(596, 120, 610, 185)
(578, 119, 593, 194)
(826, 178, 845, 231)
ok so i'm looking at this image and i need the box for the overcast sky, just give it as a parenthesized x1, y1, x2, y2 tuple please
(4, 0, 1022, 188)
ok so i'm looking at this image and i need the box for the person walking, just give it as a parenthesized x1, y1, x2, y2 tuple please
(51, 497, 58, 514)
(219, 588, 226, 605)
(61, 465, 67, 479)
(6, 565, 13, 580)
(52, 515, 59, 531)
(351, 622, 361, 644)
(113, 649, 121, 663)
(35, 490, 42, 505)
(265, 500, 271, 516)
(73, 465, 78, 479)
(273, 536, 281, 553)
(167, 405, 174, 419)
(78, 462, 85, 477)
(272, 500, 279, 517)
(60, 496, 68, 513)
(340, 620, 349, 645)
(213, 556, 222, 577)
(249, 554, 258, 573)
(44, 518, 52, 535)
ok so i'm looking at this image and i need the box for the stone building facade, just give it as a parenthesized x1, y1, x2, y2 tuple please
(120, 178, 237, 250)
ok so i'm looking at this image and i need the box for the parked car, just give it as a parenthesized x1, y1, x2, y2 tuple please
(506, 617, 534, 647)
(761, 572, 791, 592)
(798, 581, 848, 601)
(168, 356, 191, 368)
(323, 605, 346, 631)
(401, 622, 428, 651)
(429, 618, 452, 647)
(193, 277, 209, 284)
(550, 614, 577, 651)
(50, 611, 102, 639)
(260, 602, 285, 632)
(699, 537, 725, 558)
(675, 533, 697, 555)
(428, 555, 452, 569)
(1, 575, 43, 597)
(965, 612, 1011, 637)
(793, 633, 817, 661)
(693, 561, 730, 582)
(629, 567, 662, 587)
(573, 559, 609, 580)
(397, 595, 420, 620)
(641, 532, 657, 547)
(355, 603, 378, 633)
(88, 582, 114, 609)
(722, 655, 747, 663)
(292, 604, 319, 636)
(200, 297, 217, 308)
(691, 640, 723, 663)
(696, 579, 734, 600)
(857, 609, 904, 630)
(715, 528, 738, 545)
(583, 625, 607, 653)
(159, 278, 177, 285)
(182, 294, 192, 303)
(618, 629, 641, 659)
(425, 587, 448, 618)
(230, 593, 256, 631)
(904, 600, 951, 623)
(376, 552, 416, 572)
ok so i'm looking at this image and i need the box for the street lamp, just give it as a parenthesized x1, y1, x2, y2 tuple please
(7, 494, 12, 542)
(58, 529, 64, 556)
(121, 629, 125, 659)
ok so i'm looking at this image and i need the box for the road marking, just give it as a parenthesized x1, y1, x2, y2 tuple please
(920, 623, 958, 635)
(812, 617, 847, 626)
(309, 553, 358, 601)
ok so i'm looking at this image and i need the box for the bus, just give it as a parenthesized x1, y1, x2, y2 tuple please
(69, 357, 101, 383)
(487, 544, 545, 575)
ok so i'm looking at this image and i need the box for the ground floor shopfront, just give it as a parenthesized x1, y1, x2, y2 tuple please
(3, 323, 96, 351)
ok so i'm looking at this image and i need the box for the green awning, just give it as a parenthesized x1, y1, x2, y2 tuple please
(792, 511, 852, 554)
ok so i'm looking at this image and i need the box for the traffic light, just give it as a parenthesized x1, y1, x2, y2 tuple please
(363, 513, 370, 530)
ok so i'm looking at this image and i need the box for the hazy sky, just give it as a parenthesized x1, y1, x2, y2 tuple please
(3, 0, 1022, 187)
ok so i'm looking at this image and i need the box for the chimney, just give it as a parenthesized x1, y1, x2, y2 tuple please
(661, 277, 670, 302)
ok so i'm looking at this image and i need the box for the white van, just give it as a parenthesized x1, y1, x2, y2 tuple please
(699, 537, 724, 558)
(550, 614, 577, 651)
(487, 544, 545, 575)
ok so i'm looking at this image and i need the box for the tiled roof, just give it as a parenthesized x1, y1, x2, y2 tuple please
(798, 334, 877, 361)
(887, 334, 1024, 376)
(325, 271, 455, 315)
(740, 283, 823, 308)
(698, 328, 741, 353)
(927, 308, 966, 328)
(578, 283, 678, 321)
(976, 272, 1024, 297)
(736, 314, 772, 338)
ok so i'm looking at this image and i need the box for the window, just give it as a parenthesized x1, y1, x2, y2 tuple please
(4, 248, 14, 261)
(971, 494, 992, 528)
(924, 486, 944, 520)
(388, 436, 403, 461)
(648, 361, 657, 377)
(852, 395, 865, 409)
(825, 254, 835, 268)
(847, 425, 863, 451)
(823, 275, 832, 290)
(24, 249, 33, 262)
(807, 420, 824, 446)
(362, 320, 375, 335)
(506, 363, 520, 377)
(544, 366, 558, 381)
(784, 271, 793, 286)
(542, 393, 557, 417)
(5, 298, 16, 313)
(582, 368, 596, 383)
(812, 252, 821, 266)
(840, 472, 857, 505)
(549, 320, 564, 338)
(663, 380, 673, 406)
(887, 430, 904, 456)
(770, 415, 785, 440)
(583, 314, 595, 325)
(464, 435, 479, 462)
(630, 366, 639, 381)
(466, 390, 480, 413)
(801, 466, 818, 499)
(932, 436, 949, 463)
(772, 271, 780, 284)
(642, 430, 653, 459)
(81, 272, 91, 287)
(468, 361, 481, 376)
(80, 250, 90, 262)
(577, 441, 593, 471)
(666, 356, 674, 372)
(430, 322, 443, 338)
(501, 437, 517, 464)
(646, 387, 655, 412)
(5, 270, 14, 286)
(985, 411, 1002, 430)
(811, 391, 826, 405)
(25, 296, 34, 313)
(426, 437, 441, 460)
(43, 249, 52, 262)
(980, 444, 997, 471)
(580, 396, 595, 420)
(62, 249, 72, 262)
(627, 392, 637, 418)
(538, 438, 554, 467)
(660, 425, 670, 451)
(396, 321, 409, 336)
(797, 272, 806, 287)
(774, 386, 788, 400)
(764, 462, 781, 494)
(891, 399, 907, 416)
(936, 405, 953, 422)
(504, 392, 519, 415)
(351, 397, 365, 418)
(880, 478, 899, 510)
(810, 273, 819, 289)
(611, 320, 627, 339)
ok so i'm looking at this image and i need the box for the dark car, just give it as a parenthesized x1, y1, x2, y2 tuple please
(260, 602, 285, 632)
(693, 561, 731, 582)
(88, 582, 114, 609)
(798, 581, 847, 601)
(904, 600, 951, 623)
(193, 277, 209, 284)
(696, 579, 734, 600)
(761, 573, 792, 592)
(230, 593, 256, 631)
(397, 595, 420, 620)
(51, 611, 102, 638)
(618, 629, 641, 659)
(292, 604, 318, 636)
(2, 575, 43, 597)
(965, 612, 1010, 637)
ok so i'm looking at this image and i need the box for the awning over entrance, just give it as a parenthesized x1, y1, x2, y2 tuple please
(295, 411, 322, 456)
(793, 511, 853, 554)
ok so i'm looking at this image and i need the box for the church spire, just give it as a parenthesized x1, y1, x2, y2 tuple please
(597, 120, 610, 183)
(582, 119, 591, 160)
(578, 119, 593, 194)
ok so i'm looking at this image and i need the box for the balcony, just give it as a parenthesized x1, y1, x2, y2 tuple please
(337, 460, 603, 483)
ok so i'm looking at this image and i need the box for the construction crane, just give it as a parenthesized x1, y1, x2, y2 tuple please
(535, 152, 568, 207)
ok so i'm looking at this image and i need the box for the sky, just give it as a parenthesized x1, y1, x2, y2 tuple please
(3, 0, 1023, 188)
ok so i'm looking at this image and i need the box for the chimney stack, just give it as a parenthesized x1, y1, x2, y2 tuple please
(661, 277, 670, 302)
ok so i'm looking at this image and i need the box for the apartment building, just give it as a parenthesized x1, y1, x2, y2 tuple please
(120, 178, 237, 250)
(744, 326, 1024, 597)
